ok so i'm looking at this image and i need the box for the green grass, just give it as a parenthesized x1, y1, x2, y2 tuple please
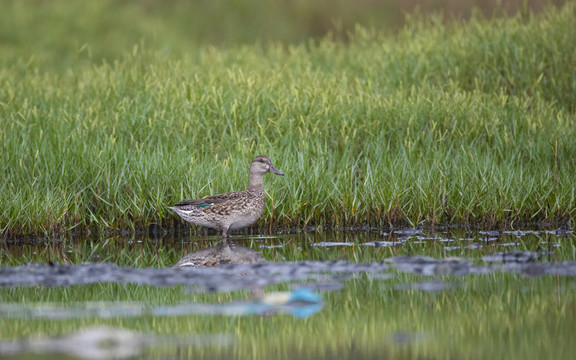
(1, 3, 576, 237)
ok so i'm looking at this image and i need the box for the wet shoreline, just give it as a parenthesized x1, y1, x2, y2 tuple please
(1, 221, 572, 245)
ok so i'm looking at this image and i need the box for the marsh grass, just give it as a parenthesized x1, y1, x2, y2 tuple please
(1, 3, 576, 237)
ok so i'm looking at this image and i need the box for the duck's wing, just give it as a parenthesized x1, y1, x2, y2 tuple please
(174, 191, 245, 209)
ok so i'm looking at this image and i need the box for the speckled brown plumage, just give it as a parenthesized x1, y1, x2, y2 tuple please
(168, 155, 283, 239)
(172, 242, 264, 268)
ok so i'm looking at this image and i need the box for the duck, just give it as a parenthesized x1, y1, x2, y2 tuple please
(168, 155, 284, 239)
(172, 242, 264, 268)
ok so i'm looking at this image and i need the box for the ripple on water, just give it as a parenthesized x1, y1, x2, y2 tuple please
(311, 242, 355, 247)
(395, 280, 460, 292)
(259, 244, 284, 249)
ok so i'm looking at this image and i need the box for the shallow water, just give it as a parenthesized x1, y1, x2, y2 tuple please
(1, 226, 576, 359)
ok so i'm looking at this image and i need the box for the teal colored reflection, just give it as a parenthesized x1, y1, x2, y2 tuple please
(154, 288, 323, 318)
(0, 289, 323, 320)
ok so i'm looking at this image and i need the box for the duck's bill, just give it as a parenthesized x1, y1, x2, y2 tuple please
(270, 166, 284, 176)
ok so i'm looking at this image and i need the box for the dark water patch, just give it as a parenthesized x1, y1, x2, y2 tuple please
(2, 223, 573, 244)
(482, 251, 551, 263)
(499, 262, 576, 277)
(385, 256, 486, 276)
(384, 254, 576, 278)
(330, 225, 371, 232)
(477, 236, 499, 242)
(392, 228, 423, 236)
(479, 230, 501, 237)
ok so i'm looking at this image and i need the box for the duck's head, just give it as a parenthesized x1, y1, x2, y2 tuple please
(250, 155, 284, 176)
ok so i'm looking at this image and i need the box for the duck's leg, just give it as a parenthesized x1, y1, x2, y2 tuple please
(221, 227, 230, 245)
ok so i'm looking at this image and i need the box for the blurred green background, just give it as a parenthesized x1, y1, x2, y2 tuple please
(1, 0, 569, 69)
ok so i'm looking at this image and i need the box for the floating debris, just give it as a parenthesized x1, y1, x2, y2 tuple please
(465, 244, 483, 250)
(500, 242, 520, 247)
(311, 242, 354, 247)
(502, 230, 540, 237)
(260, 244, 284, 249)
(545, 227, 572, 236)
(362, 241, 405, 248)
(392, 228, 423, 236)
(457, 237, 475, 241)
(479, 230, 500, 237)
(482, 251, 550, 264)
(478, 237, 499, 242)
(444, 246, 461, 251)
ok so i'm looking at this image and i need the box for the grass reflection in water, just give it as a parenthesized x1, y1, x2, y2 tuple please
(1, 229, 575, 360)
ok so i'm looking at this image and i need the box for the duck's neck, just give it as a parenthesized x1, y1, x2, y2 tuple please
(248, 172, 264, 188)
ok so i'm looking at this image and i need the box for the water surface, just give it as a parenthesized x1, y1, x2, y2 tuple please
(1, 227, 575, 359)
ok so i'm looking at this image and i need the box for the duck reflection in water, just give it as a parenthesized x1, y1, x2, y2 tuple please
(171, 241, 323, 318)
(173, 241, 263, 268)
